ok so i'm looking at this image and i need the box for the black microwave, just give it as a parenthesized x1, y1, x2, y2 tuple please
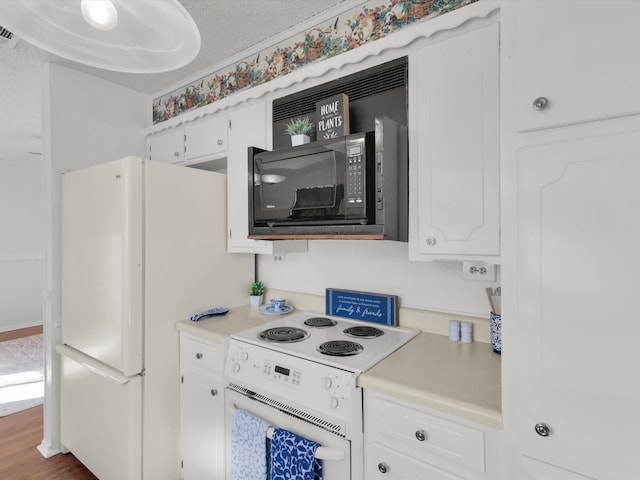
(248, 117, 407, 241)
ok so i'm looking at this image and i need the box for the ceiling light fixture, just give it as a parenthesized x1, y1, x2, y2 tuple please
(0, 0, 201, 73)
(80, 0, 118, 32)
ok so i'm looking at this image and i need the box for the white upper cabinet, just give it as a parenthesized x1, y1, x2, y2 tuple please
(147, 114, 228, 166)
(409, 22, 500, 261)
(147, 127, 184, 164)
(184, 114, 228, 164)
(226, 101, 274, 254)
(516, 0, 640, 132)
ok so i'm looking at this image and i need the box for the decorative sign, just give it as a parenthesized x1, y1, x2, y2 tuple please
(326, 288, 398, 326)
(316, 94, 350, 140)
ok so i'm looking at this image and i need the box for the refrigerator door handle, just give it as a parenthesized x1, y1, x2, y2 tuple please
(56, 344, 139, 385)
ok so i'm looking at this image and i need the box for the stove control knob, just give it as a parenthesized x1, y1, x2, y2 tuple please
(232, 362, 240, 373)
(329, 396, 339, 409)
(322, 377, 333, 389)
(240, 351, 249, 361)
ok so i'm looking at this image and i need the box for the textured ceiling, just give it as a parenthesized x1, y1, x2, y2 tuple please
(0, 0, 348, 162)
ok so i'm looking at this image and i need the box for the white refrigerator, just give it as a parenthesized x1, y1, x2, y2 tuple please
(56, 157, 254, 480)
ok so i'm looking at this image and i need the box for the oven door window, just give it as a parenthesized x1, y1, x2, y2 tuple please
(225, 388, 352, 479)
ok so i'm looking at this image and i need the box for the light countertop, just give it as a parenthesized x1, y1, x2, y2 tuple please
(176, 305, 502, 428)
(175, 305, 273, 343)
(358, 332, 502, 428)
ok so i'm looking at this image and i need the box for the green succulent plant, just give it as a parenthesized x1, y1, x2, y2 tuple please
(285, 116, 314, 136)
(249, 280, 266, 296)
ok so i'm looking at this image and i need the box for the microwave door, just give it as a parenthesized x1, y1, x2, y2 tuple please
(254, 149, 340, 225)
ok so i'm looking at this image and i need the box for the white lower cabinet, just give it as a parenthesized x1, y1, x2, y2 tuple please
(179, 334, 225, 480)
(521, 456, 597, 480)
(364, 390, 499, 480)
(514, 129, 640, 479)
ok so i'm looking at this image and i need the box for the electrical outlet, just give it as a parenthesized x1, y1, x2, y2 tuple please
(462, 261, 496, 281)
(272, 254, 285, 263)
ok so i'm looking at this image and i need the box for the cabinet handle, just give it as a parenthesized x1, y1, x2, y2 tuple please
(532, 97, 549, 111)
(425, 237, 436, 246)
(195, 353, 203, 360)
(534, 422, 551, 437)
(217, 139, 223, 146)
(210, 388, 218, 397)
(415, 430, 427, 442)
(377, 462, 389, 474)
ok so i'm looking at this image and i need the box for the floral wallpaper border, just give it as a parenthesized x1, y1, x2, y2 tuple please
(152, 0, 477, 124)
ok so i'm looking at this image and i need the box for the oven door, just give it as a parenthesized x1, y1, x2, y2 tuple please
(225, 387, 352, 479)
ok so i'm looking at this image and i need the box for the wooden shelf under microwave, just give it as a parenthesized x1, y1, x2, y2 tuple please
(248, 234, 386, 240)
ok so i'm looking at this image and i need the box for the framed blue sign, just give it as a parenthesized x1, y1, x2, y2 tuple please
(325, 288, 398, 326)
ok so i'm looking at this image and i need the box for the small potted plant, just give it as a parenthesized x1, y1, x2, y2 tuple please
(248, 280, 266, 306)
(285, 116, 314, 146)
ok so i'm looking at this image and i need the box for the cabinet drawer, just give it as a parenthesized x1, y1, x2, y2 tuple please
(366, 441, 467, 479)
(180, 335, 223, 373)
(368, 394, 485, 473)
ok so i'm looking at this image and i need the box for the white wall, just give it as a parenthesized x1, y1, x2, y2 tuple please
(258, 240, 498, 318)
(0, 157, 44, 331)
(40, 63, 147, 457)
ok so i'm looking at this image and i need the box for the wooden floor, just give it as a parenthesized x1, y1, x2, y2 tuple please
(0, 326, 97, 480)
(0, 325, 43, 342)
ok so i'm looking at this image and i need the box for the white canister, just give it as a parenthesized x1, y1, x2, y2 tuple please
(448, 320, 460, 341)
(461, 321, 473, 343)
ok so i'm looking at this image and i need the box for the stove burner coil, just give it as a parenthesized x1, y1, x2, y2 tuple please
(303, 317, 338, 328)
(259, 327, 309, 343)
(343, 325, 385, 338)
(317, 340, 363, 356)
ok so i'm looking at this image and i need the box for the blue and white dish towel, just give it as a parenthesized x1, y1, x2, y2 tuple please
(270, 428, 323, 480)
(231, 409, 271, 480)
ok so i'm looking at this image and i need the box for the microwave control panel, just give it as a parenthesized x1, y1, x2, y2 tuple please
(346, 143, 365, 208)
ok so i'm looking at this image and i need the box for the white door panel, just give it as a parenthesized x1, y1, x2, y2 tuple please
(60, 351, 142, 480)
(61, 157, 144, 376)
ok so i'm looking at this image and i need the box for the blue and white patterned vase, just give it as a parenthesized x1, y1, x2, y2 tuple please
(490, 312, 502, 355)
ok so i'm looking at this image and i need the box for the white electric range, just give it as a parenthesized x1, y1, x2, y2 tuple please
(224, 311, 419, 480)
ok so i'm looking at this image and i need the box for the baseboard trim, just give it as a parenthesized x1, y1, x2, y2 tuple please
(37, 440, 61, 459)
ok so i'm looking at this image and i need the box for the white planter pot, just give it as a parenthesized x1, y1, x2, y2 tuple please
(249, 294, 263, 306)
(291, 134, 310, 146)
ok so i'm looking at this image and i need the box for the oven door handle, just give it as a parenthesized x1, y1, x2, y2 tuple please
(266, 427, 345, 461)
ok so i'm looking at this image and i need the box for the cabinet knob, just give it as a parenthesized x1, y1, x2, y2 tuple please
(377, 462, 389, 474)
(534, 422, 551, 437)
(195, 352, 203, 360)
(217, 139, 223, 146)
(425, 237, 437, 246)
(173, 151, 180, 157)
(532, 97, 549, 111)
(210, 388, 218, 397)
(415, 430, 427, 442)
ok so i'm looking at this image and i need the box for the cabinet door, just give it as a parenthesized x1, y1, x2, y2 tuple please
(516, 1, 640, 132)
(179, 336, 225, 480)
(409, 23, 500, 260)
(516, 130, 640, 479)
(185, 114, 228, 164)
(226, 101, 273, 253)
(147, 128, 184, 164)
